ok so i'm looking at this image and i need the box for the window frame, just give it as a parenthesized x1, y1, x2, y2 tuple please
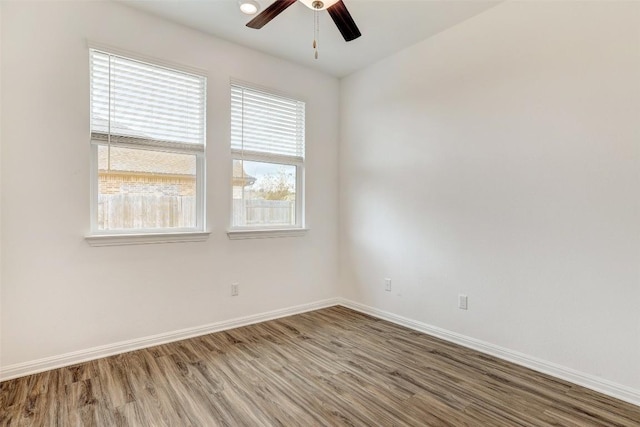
(89, 144, 207, 236)
(86, 44, 208, 241)
(230, 154, 305, 231)
(228, 82, 307, 235)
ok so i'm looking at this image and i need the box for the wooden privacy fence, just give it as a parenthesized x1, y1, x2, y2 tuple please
(98, 195, 293, 229)
(233, 199, 294, 226)
(98, 194, 196, 229)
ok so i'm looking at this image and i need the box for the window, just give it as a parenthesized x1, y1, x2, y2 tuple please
(89, 49, 206, 235)
(230, 83, 305, 231)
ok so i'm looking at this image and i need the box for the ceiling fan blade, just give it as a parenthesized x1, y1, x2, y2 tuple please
(246, 0, 297, 29)
(327, 0, 361, 42)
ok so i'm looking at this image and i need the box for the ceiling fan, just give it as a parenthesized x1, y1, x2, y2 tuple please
(246, 0, 361, 42)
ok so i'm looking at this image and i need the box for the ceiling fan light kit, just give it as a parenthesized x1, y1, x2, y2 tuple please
(239, 0, 260, 15)
(245, 0, 361, 59)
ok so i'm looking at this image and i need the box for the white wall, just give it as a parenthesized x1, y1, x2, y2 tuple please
(0, 0, 3, 371)
(0, 1, 339, 368)
(340, 0, 640, 391)
(2, 0, 638, 404)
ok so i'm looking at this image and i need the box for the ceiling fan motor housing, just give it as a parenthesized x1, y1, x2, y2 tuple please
(300, 0, 339, 11)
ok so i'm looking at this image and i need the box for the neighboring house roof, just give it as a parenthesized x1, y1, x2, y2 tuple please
(98, 148, 257, 187)
(233, 160, 256, 187)
(98, 146, 196, 176)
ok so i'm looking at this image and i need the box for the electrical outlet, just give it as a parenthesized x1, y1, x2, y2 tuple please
(385, 278, 392, 292)
(231, 283, 239, 296)
(458, 294, 468, 310)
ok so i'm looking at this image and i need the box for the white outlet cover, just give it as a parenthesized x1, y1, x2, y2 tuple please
(458, 294, 468, 310)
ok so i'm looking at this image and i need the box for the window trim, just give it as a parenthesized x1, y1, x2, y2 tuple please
(226, 228, 308, 240)
(86, 46, 207, 240)
(229, 82, 306, 233)
(86, 40, 208, 77)
(85, 231, 211, 247)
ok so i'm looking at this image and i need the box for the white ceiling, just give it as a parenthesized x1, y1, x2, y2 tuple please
(120, 0, 501, 77)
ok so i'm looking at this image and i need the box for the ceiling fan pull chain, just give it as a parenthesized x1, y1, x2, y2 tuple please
(311, 1, 323, 59)
(313, 12, 317, 59)
(312, 8, 315, 49)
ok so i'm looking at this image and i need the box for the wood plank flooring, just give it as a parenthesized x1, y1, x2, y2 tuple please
(1, 306, 639, 426)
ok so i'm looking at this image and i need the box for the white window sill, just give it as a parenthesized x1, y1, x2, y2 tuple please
(85, 231, 211, 247)
(227, 228, 309, 240)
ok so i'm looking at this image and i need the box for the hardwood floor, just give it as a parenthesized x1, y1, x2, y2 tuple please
(1, 306, 639, 426)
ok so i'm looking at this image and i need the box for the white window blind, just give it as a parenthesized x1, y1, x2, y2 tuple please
(231, 84, 305, 160)
(90, 50, 206, 153)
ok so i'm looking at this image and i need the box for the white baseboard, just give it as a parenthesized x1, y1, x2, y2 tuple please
(0, 298, 339, 382)
(3, 297, 639, 408)
(337, 298, 640, 407)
